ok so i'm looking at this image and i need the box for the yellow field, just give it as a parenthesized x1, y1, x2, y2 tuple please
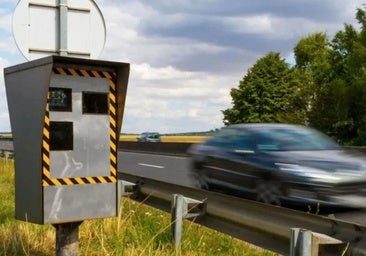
(0, 134, 12, 139)
(119, 135, 210, 143)
(0, 134, 209, 143)
(161, 135, 209, 143)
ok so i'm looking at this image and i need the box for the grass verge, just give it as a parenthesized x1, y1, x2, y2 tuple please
(0, 158, 278, 256)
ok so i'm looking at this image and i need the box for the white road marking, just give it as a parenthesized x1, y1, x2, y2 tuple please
(138, 163, 165, 169)
(121, 151, 187, 160)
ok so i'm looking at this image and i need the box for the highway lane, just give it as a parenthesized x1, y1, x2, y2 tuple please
(2, 142, 366, 226)
(118, 150, 366, 226)
(118, 151, 195, 187)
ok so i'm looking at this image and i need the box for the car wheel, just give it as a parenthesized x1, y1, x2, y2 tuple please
(255, 180, 283, 206)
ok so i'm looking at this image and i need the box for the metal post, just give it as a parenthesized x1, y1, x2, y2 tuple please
(59, 0, 68, 56)
(171, 194, 184, 250)
(4, 151, 10, 164)
(290, 228, 312, 256)
(54, 221, 82, 256)
(171, 194, 205, 250)
(119, 180, 136, 198)
(118, 180, 137, 212)
(4, 151, 8, 165)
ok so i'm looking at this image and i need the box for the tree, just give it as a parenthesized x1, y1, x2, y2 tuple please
(222, 52, 301, 125)
(292, 32, 338, 135)
(294, 32, 329, 71)
(297, 6, 366, 145)
(275, 67, 312, 125)
(223, 6, 366, 145)
(326, 7, 366, 144)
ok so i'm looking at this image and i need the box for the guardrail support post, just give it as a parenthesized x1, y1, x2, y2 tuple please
(118, 180, 137, 212)
(290, 228, 348, 256)
(119, 180, 136, 198)
(171, 194, 205, 250)
(290, 228, 312, 256)
(4, 151, 12, 164)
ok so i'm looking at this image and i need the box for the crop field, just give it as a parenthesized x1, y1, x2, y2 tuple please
(120, 135, 210, 143)
(0, 134, 210, 143)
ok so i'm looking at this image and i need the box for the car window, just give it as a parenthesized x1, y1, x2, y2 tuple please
(206, 125, 340, 151)
(139, 133, 147, 139)
(251, 127, 340, 151)
(148, 133, 160, 139)
(206, 128, 236, 147)
(206, 128, 255, 150)
(229, 129, 256, 150)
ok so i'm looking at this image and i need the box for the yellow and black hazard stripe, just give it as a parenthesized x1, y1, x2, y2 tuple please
(41, 67, 118, 187)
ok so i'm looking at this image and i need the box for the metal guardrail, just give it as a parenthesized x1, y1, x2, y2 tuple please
(118, 141, 191, 156)
(119, 172, 366, 256)
(0, 139, 14, 160)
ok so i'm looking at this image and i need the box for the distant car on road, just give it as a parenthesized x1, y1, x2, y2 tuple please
(137, 132, 161, 142)
(188, 123, 366, 210)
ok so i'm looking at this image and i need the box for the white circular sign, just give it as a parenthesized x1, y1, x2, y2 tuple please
(12, 0, 106, 60)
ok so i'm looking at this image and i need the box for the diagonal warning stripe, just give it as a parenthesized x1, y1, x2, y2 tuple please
(42, 67, 119, 187)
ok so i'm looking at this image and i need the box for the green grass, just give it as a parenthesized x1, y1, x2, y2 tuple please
(0, 158, 279, 256)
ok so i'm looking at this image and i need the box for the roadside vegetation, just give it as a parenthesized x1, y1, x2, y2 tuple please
(0, 158, 278, 256)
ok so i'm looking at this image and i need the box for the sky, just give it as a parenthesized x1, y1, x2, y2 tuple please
(0, 0, 364, 134)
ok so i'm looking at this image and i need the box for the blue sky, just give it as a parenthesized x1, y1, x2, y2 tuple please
(0, 0, 364, 133)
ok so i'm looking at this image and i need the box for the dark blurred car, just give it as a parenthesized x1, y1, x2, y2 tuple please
(187, 123, 366, 209)
(137, 132, 161, 142)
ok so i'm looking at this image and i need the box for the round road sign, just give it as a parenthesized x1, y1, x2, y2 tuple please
(12, 0, 106, 60)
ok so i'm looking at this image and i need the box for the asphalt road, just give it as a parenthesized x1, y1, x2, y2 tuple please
(118, 150, 366, 226)
(118, 151, 195, 187)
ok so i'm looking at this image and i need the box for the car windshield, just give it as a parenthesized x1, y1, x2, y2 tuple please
(148, 133, 160, 139)
(250, 126, 340, 151)
(207, 125, 341, 151)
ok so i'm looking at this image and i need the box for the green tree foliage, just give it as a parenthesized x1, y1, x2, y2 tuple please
(224, 6, 366, 145)
(222, 52, 301, 125)
(322, 7, 366, 145)
(275, 67, 312, 125)
(292, 32, 332, 127)
(294, 32, 330, 71)
(293, 32, 342, 137)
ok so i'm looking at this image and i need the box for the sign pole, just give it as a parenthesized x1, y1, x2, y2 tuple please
(59, 0, 68, 56)
(56, 2, 78, 251)
(54, 221, 83, 256)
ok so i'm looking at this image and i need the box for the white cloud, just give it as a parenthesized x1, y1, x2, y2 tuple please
(133, 63, 194, 81)
(120, 62, 233, 133)
(0, 10, 11, 30)
(0, 0, 365, 133)
(0, 36, 19, 56)
(0, 57, 11, 92)
(224, 14, 353, 41)
(224, 15, 274, 35)
(0, 56, 10, 132)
